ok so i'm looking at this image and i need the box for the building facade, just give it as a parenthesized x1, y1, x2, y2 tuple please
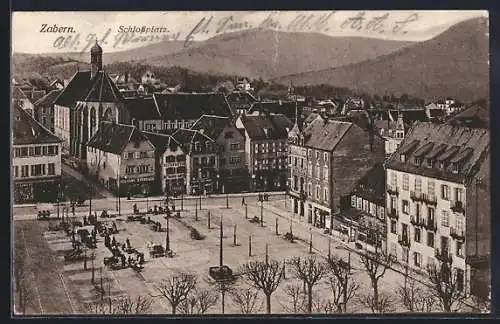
(12, 103, 63, 203)
(86, 122, 156, 196)
(385, 122, 490, 297)
(288, 117, 385, 230)
(33, 89, 62, 133)
(236, 112, 292, 192)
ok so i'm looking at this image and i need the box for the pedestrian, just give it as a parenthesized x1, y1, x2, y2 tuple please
(121, 255, 126, 268)
(126, 238, 131, 249)
(83, 215, 87, 226)
(242, 197, 245, 206)
(113, 221, 118, 233)
(112, 236, 116, 246)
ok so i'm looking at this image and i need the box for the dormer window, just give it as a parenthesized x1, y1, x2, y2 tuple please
(413, 157, 421, 166)
(400, 154, 406, 163)
(452, 162, 459, 174)
(194, 141, 200, 152)
(439, 161, 445, 170)
(426, 159, 435, 168)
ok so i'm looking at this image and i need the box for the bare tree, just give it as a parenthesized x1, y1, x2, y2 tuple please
(326, 256, 359, 313)
(288, 256, 328, 313)
(282, 283, 306, 313)
(113, 295, 153, 314)
(359, 246, 393, 311)
(396, 278, 435, 312)
(239, 259, 284, 314)
(209, 277, 237, 314)
(13, 241, 33, 314)
(154, 273, 197, 314)
(85, 301, 109, 315)
(179, 287, 219, 314)
(230, 285, 262, 314)
(359, 291, 395, 314)
(427, 259, 466, 312)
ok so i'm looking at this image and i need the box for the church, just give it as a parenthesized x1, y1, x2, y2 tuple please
(53, 41, 130, 162)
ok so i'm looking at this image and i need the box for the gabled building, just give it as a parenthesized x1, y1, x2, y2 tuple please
(288, 115, 385, 230)
(447, 105, 489, 129)
(172, 129, 218, 195)
(12, 87, 35, 116)
(385, 122, 490, 298)
(54, 41, 128, 159)
(339, 164, 387, 252)
(124, 96, 163, 132)
(225, 90, 258, 116)
(33, 89, 62, 133)
(248, 101, 302, 122)
(375, 113, 406, 156)
(12, 103, 63, 203)
(142, 131, 186, 195)
(236, 112, 292, 191)
(191, 115, 247, 193)
(86, 121, 156, 195)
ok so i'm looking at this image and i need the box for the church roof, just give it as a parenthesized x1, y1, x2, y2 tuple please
(54, 71, 92, 108)
(84, 71, 124, 102)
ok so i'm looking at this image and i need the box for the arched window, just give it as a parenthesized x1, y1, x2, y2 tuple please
(103, 108, 113, 122)
(89, 107, 97, 136)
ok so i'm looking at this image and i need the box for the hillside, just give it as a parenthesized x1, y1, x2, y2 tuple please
(145, 29, 413, 79)
(274, 17, 489, 102)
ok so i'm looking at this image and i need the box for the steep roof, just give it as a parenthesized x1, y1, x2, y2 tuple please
(447, 104, 489, 129)
(153, 92, 233, 120)
(350, 164, 385, 206)
(239, 113, 293, 140)
(12, 102, 62, 145)
(302, 118, 353, 151)
(171, 128, 215, 153)
(385, 122, 490, 184)
(248, 101, 302, 122)
(123, 96, 161, 120)
(34, 89, 63, 107)
(190, 115, 232, 141)
(12, 87, 28, 100)
(84, 71, 124, 102)
(142, 131, 182, 155)
(86, 121, 148, 155)
(54, 71, 92, 108)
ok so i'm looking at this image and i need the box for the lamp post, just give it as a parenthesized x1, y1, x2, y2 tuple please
(251, 173, 256, 192)
(166, 212, 170, 252)
(117, 168, 121, 216)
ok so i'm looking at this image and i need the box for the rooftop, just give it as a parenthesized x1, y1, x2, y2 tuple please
(238, 113, 293, 140)
(86, 121, 148, 155)
(12, 102, 62, 145)
(302, 118, 353, 151)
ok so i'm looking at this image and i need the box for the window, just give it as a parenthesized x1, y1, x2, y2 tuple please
(400, 154, 406, 163)
(390, 172, 397, 187)
(308, 183, 312, 196)
(29, 147, 35, 156)
(254, 144, 258, 153)
(390, 220, 397, 234)
(14, 166, 18, 178)
(126, 166, 134, 174)
(402, 174, 409, 191)
(413, 157, 421, 165)
(323, 167, 329, 179)
(356, 197, 362, 210)
(201, 157, 207, 165)
(351, 195, 356, 207)
(413, 252, 422, 268)
(390, 243, 397, 257)
(402, 200, 409, 214)
(414, 228, 421, 243)
(426, 159, 435, 168)
(414, 177, 422, 193)
(456, 241, 464, 257)
(428, 181, 435, 197)
(441, 184, 450, 200)
(428, 207, 435, 221)
(42, 146, 48, 155)
(194, 141, 200, 152)
(316, 186, 320, 199)
(48, 163, 55, 175)
(452, 163, 459, 174)
(402, 247, 409, 263)
(427, 232, 434, 248)
(230, 143, 241, 150)
(21, 147, 28, 156)
(363, 200, 369, 213)
(140, 152, 148, 158)
(415, 203, 421, 218)
(230, 156, 241, 164)
(294, 157, 298, 166)
(441, 210, 449, 227)
(456, 217, 464, 233)
(427, 257, 435, 269)
(315, 151, 319, 160)
(455, 188, 463, 202)
(21, 165, 29, 177)
(370, 203, 376, 216)
(301, 158, 304, 169)
(225, 132, 234, 139)
(209, 156, 215, 165)
(323, 188, 328, 201)
(324, 152, 328, 165)
(134, 152, 140, 159)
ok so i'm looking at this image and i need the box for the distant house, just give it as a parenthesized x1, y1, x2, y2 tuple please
(447, 104, 489, 129)
(341, 97, 364, 115)
(375, 113, 406, 156)
(191, 115, 248, 193)
(86, 121, 156, 195)
(33, 89, 62, 133)
(436, 98, 463, 115)
(225, 90, 258, 116)
(12, 87, 35, 116)
(141, 71, 159, 85)
(248, 100, 303, 122)
(235, 78, 252, 91)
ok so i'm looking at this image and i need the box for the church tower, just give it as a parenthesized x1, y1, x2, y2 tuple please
(90, 40, 103, 79)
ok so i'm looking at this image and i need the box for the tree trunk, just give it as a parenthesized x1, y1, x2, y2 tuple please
(221, 291, 225, 314)
(373, 280, 379, 312)
(307, 285, 313, 313)
(266, 293, 272, 314)
(172, 304, 177, 314)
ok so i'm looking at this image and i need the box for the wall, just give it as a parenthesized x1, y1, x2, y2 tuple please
(54, 104, 71, 152)
(331, 125, 385, 213)
(161, 146, 186, 193)
(12, 143, 62, 180)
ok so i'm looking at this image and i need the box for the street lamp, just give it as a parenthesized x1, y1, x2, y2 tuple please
(251, 174, 256, 191)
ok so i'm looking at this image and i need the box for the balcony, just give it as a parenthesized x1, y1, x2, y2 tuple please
(450, 200, 465, 214)
(387, 185, 399, 196)
(410, 215, 426, 227)
(450, 227, 465, 242)
(435, 248, 453, 264)
(421, 193, 437, 206)
(410, 191, 424, 202)
(424, 219, 437, 232)
(387, 208, 399, 220)
(398, 235, 411, 248)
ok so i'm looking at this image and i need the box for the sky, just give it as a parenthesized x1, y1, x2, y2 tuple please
(12, 10, 488, 54)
